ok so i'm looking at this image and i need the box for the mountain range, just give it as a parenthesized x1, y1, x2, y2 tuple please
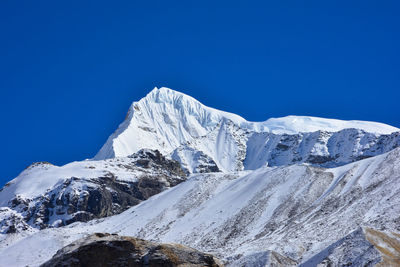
(1, 87, 399, 266)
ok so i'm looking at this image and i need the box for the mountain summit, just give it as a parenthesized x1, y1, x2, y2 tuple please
(95, 87, 400, 172)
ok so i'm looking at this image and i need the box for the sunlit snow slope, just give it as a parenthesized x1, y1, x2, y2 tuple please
(95, 87, 400, 172)
(0, 150, 187, 229)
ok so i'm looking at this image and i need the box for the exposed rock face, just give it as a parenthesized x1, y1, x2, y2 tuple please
(244, 129, 400, 169)
(0, 207, 33, 234)
(364, 227, 400, 267)
(170, 125, 400, 173)
(128, 149, 186, 179)
(169, 120, 247, 173)
(300, 227, 400, 267)
(171, 146, 220, 174)
(2, 149, 187, 229)
(299, 228, 381, 267)
(41, 233, 223, 267)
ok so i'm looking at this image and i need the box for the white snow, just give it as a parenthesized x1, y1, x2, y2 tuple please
(94, 87, 399, 161)
(260, 115, 398, 135)
(1, 148, 399, 266)
(0, 157, 154, 207)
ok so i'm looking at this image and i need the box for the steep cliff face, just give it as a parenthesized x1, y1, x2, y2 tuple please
(0, 149, 186, 229)
(94, 87, 247, 160)
(170, 120, 247, 172)
(171, 147, 220, 174)
(244, 129, 400, 169)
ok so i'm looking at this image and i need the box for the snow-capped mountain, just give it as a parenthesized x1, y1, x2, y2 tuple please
(1, 87, 400, 266)
(95, 87, 400, 172)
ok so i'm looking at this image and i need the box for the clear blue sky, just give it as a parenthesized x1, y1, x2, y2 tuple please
(1, 1, 399, 186)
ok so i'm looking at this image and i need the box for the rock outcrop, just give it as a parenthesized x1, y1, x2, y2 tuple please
(300, 227, 400, 267)
(244, 129, 400, 169)
(1, 149, 187, 229)
(171, 146, 220, 174)
(41, 233, 223, 267)
(0, 207, 33, 234)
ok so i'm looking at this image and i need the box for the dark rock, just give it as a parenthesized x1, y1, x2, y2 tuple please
(6, 149, 187, 229)
(171, 147, 220, 174)
(307, 155, 335, 164)
(0, 207, 31, 234)
(129, 149, 187, 178)
(245, 129, 400, 169)
(41, 233, 223, 267)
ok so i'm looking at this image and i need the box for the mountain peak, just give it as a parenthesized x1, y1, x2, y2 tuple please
(142, 87, 200, 105)
(94, 87, 399, 160)
(145, 86, 178, 99)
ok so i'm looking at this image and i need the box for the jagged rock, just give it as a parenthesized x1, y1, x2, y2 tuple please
(244, 129, 400, 169)
(0, 149, 187, 229)
(40, 233, 223, 267)
(128, 149, 186, 178)
(169, 119, 247, 173)
(364, 228, 400, 267)
(0, 207, 34, 234)
(171, 146, 220, 174)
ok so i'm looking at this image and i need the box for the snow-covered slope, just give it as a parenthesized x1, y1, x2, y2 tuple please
(260, 115, 399, 135)
(1, 147, 399, 266)
(0, 150, 186, 229)
(94, 87, 400, 172)
(94, 87, 248, 160)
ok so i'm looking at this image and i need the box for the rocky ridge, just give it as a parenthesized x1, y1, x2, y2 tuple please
(0, 149, 186, 230)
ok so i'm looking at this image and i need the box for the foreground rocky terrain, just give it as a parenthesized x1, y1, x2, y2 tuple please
(1, 87, 399, 266)
(40, 233, 223, 267)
